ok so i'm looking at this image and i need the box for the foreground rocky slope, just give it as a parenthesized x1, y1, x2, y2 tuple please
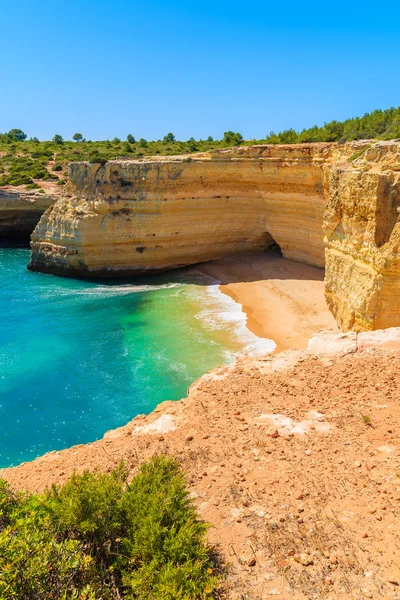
(4, 328, 400, 599)
(28, 140, 400, 331)
(0, 186, 57, 243)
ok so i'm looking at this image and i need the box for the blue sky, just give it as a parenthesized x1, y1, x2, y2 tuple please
(2, 0, 400, 141)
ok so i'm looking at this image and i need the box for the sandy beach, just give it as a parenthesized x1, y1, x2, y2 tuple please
(197, 250, 338, 353)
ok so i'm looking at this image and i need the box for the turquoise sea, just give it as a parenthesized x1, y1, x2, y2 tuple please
(0, 248, 274, 468)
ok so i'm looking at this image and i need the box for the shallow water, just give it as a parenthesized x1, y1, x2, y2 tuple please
(0, 249, 274, 467)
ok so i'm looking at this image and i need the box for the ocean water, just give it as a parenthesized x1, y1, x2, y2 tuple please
(0, 249, 274, 468)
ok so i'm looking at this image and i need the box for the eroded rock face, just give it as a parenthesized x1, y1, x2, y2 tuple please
(28, 141, 400, 331)
(28, 143, 346, 276)
(323, 141, 400, 331)
(0, 188, 56, 243)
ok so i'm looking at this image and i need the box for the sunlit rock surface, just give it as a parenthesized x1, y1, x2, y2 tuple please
(28, 141, 400, 331)
(29, 143, 342, 276)
(324, 141, 400, 331)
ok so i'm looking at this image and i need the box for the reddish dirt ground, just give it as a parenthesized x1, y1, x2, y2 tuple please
(3, 341, 400, 599)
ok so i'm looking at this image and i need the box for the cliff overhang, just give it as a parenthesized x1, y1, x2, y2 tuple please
(0, 188, 56, 244)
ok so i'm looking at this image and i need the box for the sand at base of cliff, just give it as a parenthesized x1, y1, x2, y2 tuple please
(197, 250, 338, 353)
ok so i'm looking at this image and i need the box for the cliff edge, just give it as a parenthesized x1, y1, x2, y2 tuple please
(4, 328, 400, 599)
(28, 141, 400, 331)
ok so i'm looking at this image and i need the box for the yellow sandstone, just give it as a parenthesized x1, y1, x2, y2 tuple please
(28, 141, 400, 332)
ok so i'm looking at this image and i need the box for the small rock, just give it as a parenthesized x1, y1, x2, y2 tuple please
(354, 461, 362, 468)
(247, 556, 256, 567)
(295, 553, 314, 566)
(304, 449, 312, 456)
(389, 577, 400, 586)
(269, 430, 280, 439)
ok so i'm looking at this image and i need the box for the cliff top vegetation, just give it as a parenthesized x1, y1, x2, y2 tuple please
(1, 105, 399, 190)
(0, 455, 220, 599)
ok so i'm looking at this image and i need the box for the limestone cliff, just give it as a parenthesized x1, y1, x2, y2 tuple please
(323, 141, 400, 331)
(0, 188, 57, 243)
(29, 143, 350, 276)
(28, 141, 400, 331)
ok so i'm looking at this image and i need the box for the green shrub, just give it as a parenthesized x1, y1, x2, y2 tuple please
(31, 150, 54, 160)
(89, 153, 108, 165)
(0, 456, 219, 600)
(0, 156, 54, 186)
(348, 145, 372, 162)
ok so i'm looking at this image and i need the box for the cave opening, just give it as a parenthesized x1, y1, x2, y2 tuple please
(0, 231, 32, 248)
(264, 231, 282, 256)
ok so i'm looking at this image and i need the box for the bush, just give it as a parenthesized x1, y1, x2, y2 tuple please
(223, 131, 243, 146)
(0, 156, 53, 186)
(53, 134, 64, 144)
(0, 456, 219, 600)
(88, 153, 108, 165)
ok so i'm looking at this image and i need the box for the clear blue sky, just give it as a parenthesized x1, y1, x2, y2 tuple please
(2, 0, 400, 141)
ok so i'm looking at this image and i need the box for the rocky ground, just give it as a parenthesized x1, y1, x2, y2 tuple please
(3, 329, 400, 599)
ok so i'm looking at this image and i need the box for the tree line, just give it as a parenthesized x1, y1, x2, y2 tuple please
(1, 106, 400, 147)
(0, 129, 244, 148)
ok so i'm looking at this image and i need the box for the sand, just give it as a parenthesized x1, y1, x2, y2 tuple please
(197, 250, 338, 353)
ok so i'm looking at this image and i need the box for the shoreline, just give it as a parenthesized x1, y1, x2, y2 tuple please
(4, 333, 400, 598)
(197, 250, 338, 353)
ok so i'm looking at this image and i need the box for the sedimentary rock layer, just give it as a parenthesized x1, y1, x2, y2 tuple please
(0, 188, 56, 243)
(323, 142, 400, 331)
(29, 144, 349, 277)
(28, 141, 400, 331)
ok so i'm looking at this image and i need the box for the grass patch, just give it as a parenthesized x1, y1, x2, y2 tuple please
(361, 414, 372, 426)
(348, 145, 372, 163)
(0, 455, 220, 599)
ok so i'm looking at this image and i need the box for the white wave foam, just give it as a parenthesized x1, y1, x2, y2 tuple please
(41, 282, 181, 299)
(188, 270, 276, 357)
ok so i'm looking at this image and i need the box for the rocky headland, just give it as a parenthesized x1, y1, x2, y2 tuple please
(27, 140, 400, 332)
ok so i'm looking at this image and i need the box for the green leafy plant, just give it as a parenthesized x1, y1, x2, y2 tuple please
(362, 414, 372, 426)
(0, 456, 220, 599)
(348, 145, 372, 162)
